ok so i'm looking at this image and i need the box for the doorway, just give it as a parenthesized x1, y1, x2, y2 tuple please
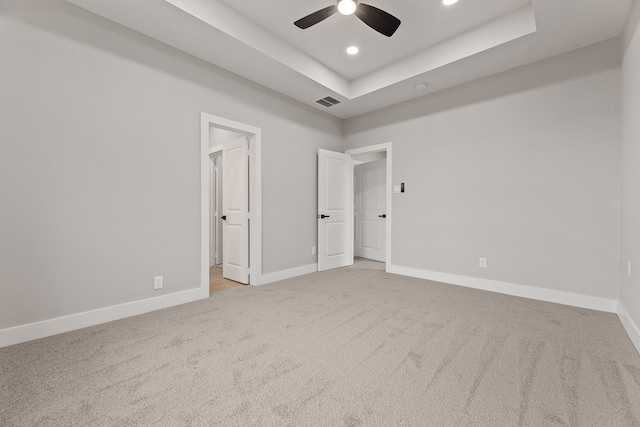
(200, 113, 263, 295)
(317, 143, 392, 272)
(354, 154, 387, 263)
(209, 133, 247, 294)
(209, 151, 223, 268)
(348, 144, 391, 269)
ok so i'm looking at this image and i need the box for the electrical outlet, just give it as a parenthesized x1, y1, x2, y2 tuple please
(312, 246, 317, 255)
(479, 258, 487, 269)
(628, 261, 632, 278)
(154, 276, 163, 290)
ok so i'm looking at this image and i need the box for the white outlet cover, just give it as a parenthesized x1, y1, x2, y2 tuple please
(154, 276, 163, 289)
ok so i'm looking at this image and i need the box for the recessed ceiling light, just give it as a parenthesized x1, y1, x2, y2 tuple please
(416, 83, 427, 90)
(443, 0, 458, 5)
(346, 46, 359, 55)
(338, 0, 357, 15)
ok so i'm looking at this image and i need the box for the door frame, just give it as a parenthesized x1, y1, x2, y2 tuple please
(201, 113, 262, 292)
(345, 142, 392, 270)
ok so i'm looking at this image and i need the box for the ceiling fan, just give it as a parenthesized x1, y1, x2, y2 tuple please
(294, 0, 401, 37)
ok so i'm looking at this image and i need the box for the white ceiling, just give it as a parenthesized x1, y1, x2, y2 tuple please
(66, 0, 632, 119)
(219, 0, 532, 80)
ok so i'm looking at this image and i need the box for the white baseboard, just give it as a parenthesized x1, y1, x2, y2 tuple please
(4, 264, 626, 350)
(1, 261, 319, 348)
(257, 263, 318, 286)
(618, 301, 640, 356)
(0, 287, 208, 349)
(387, 265, 618, 313)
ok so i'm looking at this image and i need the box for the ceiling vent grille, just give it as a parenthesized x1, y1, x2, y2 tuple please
(315, 96, 342, 108)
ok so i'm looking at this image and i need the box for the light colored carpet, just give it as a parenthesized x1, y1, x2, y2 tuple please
(2, 260, 640, 426)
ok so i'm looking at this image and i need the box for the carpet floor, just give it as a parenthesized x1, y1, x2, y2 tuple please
(2, 260, 640, 426)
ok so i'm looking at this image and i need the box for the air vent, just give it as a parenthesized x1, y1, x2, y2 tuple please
(315, 96, 342, 108)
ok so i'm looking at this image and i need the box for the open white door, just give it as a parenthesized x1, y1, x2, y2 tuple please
(318, 149, 354, 271)
(210, 155, 223, 267)
(222, 136, 249, 284)
(355, 159, 387, 262)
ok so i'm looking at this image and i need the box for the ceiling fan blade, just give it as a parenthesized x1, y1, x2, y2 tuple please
(355, 3, 401, 37)
(294, 5, 338, 29)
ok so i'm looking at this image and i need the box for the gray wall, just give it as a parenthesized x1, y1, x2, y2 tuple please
(0, 0, 342, 329)
(0, 0, 634, 336)
(344, 40, 621, 300)
(621, 0, 640, 329)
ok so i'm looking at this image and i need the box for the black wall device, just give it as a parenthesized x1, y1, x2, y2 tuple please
(401, 183, 405, 193)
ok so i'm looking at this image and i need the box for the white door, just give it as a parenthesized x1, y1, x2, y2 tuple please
(210, 155, 224, 266)
(355, 159, 386, 262)
(213, 155, 223, 266)
(318, 149, 354, 271)
(222, 136, 249, 283)
(209, 154, 220, 267)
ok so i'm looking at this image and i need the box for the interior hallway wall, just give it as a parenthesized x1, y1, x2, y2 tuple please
(620, 0, 640, 332)
(0, 0, 342, 330)
(344, 40, 621, 301)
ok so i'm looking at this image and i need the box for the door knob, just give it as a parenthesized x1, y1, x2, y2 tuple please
(378, 214, 386, 218)
(221, 215, 227, 220)
(319, 214, 330, 219)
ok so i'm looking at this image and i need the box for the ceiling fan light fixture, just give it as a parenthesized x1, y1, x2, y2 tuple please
(294, 1, 400, 37)
(338, 0, 357, 15)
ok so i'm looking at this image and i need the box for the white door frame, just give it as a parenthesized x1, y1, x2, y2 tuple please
(201, 113, 262, 293)
(345, 142, 392, 270)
